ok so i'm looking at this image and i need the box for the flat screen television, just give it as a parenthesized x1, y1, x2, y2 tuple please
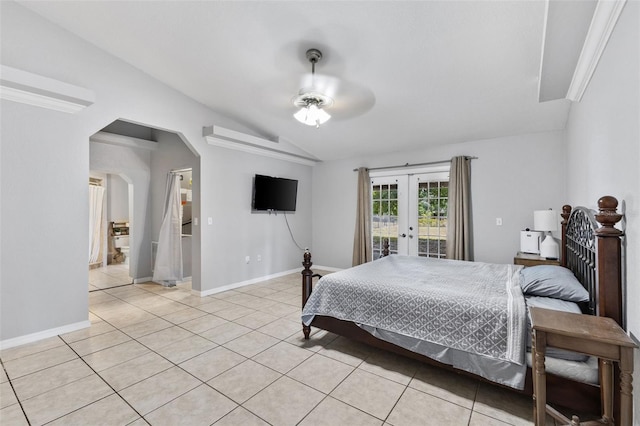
(252, 174, 298, 212)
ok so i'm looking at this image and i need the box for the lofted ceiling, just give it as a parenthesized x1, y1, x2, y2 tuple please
(19, 1, 598, 161)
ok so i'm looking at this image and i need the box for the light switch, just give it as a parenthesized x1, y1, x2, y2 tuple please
(496, 218, 503, 226)
(208, 217, 213, 225)
(194, 218, 198, 226)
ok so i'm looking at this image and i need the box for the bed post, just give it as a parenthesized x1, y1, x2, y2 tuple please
(560, 205, 572, 267)
(594, 196, 624, 426)
(594, 196, 624, 328)
(301, 250, 313, 339)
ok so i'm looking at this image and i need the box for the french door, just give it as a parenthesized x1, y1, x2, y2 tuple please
(371, 170, 449, 259)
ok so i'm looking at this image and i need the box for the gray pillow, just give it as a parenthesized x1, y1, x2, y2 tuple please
(520, 265, 589, 302)
(525, 295, 588, 362)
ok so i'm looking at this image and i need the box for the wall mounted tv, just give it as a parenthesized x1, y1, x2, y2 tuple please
(252, 174, 298, 212)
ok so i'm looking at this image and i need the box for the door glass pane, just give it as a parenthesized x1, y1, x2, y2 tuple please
(372, 183, 398, 258)
(417, 181, 448, 258)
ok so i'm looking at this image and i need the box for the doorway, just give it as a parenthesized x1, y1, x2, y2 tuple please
(88, 120, 199, 295)
(88, 173, 133, 291)
(371, 167, 450, 258)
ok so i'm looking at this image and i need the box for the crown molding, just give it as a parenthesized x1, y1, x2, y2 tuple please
(567, 0, 627, 102)
(203, 125, 319, 166)
(90, 131, 157, 151)
(0, 65, 95, 113)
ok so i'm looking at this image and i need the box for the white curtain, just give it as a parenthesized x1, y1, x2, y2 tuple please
(153, 173, 183, 286)
(88, 185, 105, 264)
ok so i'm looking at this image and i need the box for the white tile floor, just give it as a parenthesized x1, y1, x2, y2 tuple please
(1, 272, 562, 425)
(89, 264, 133, 292)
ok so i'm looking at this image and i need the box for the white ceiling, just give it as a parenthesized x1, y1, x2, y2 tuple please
(20, 1, 589, 161)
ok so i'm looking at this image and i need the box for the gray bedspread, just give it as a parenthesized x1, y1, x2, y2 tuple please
(302, 255, 527, 389)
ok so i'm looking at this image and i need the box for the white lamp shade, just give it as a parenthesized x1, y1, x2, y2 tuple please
(533, 210, 557, 232)
(293, 103, 331, 127)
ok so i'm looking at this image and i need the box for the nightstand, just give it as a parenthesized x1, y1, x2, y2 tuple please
(530, 307, 637, 426)
(514, 252, 560, 267)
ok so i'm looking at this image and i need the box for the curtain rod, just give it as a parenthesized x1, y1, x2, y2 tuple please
(353, 156, 478, 172)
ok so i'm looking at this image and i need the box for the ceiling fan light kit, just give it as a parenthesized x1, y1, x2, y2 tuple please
(292, 48, 333, 128)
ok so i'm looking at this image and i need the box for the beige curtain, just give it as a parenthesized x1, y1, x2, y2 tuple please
(446, 156, 473, 260)
(352, 167, 372, 266)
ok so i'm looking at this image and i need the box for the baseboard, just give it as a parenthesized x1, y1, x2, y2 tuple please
(140, 276, 192, 286)
(0, 320, 91, 350)
(194, 267, 303, 297)
(311, 265, 343, 273)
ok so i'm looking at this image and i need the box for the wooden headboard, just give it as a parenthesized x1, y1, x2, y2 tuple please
(561, 196, 624, 328)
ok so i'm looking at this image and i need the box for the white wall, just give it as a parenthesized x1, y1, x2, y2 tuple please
(107, 174, 129, 222)
(564, 1, 639, 414)
(312, 131, 566, 268)
(0, 2, 312, 343)
(206, 146, 312, 290)
(150, 130, 198, 243)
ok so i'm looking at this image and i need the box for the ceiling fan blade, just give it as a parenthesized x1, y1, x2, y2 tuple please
(253, 71, 376, 121)
(297, 73, 376, 119)
(326, 79, 376, 120)
(297, 72, 340, 99)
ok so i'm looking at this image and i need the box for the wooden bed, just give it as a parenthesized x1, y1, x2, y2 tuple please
(301, 195, 624, 414)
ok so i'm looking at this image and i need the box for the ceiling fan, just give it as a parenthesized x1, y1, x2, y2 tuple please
(292, 48, 334, 128)
(271, 47, 375, 128)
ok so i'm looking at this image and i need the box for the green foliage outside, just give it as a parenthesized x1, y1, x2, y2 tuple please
(372, 185, 447, 217)
(372, 183, 448, 236)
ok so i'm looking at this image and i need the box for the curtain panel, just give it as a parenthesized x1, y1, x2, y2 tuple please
(88, 185, 105, 264)
(153, 173, 183, 286)
(352, 167, 372, 266)
(446, 156, 473, 260)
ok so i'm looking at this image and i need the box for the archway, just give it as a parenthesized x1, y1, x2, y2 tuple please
(89, 119, 199, 293)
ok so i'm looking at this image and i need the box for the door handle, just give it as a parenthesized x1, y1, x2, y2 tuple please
(400, 233, 407, 238)
(409, 234, 414, 239)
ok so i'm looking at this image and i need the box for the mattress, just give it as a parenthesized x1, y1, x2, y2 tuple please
(302, 255, 528, 389)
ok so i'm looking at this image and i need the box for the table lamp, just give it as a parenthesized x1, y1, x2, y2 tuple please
(534, 209, 559, 259)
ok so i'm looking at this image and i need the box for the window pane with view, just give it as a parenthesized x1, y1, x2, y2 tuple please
(372, 183, 398, 259)
(417, 181, 448, 258)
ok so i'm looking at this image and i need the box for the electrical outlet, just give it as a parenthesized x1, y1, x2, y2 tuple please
(194, 218, 198, 226)
(257, 255, 262, 262)
(496, 218, 503, 226)
(245, 256, 250, 264)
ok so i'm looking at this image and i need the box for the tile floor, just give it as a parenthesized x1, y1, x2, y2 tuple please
(89, 264, 133, 292)
(2, 272, 559, 425)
